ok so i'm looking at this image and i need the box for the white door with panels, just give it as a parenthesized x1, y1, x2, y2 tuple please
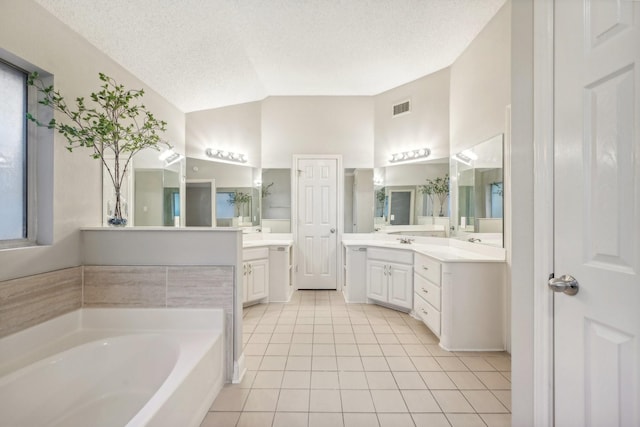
(553, 1, 639, 425)
(296, 157, 339, 289)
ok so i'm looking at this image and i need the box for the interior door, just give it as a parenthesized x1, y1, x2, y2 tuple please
(296, 158, 338, 289)
(554, 1, 639, 425)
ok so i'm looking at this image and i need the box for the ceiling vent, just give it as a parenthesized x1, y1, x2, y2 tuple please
(392, 100, 411, 117)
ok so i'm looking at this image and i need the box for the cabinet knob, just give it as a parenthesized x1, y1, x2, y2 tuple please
(421, 288, 428, 294)
(421, 308, 428, 315)
(422, 266, 429, 270)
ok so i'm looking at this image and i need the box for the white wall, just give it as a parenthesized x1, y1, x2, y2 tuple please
(185, 101, 262, 168)
(450, 2, 511, 153)
(261, 96, 374, 169)
(0, 0, 185, 282)
(186, 157, 254, 188)
(384, 162, 449, 187)
(511, 0, 534, 424)
(374, 69, 450, 167)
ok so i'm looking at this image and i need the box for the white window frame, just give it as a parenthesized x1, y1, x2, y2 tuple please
(0, 50, 54, 250)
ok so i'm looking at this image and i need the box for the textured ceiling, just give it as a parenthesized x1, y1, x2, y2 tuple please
(34, 0, 505, 112)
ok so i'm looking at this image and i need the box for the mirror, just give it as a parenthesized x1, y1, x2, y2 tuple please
(372, 159, 450, 237)
(133, 158, 183, 227)
(451, 133, 504, 247)
(260, 168, 291, 233)
(185, 157, 260, 228)
(345, 169, 374, 233)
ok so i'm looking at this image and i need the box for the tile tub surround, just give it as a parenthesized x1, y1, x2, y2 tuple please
(202, 290, 511, 427)
(0, 267, 82, 339)
(84, 265, 235, 381)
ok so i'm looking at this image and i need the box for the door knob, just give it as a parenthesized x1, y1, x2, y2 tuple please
(548, 274, 579, 296)
(330, 228, 336, 233)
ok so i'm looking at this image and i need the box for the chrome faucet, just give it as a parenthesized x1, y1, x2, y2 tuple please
(398, 237, 414, 244)
(468, 237, 482, 243)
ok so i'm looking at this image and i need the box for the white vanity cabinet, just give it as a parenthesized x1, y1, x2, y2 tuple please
(366, 248, 413, 310)
(413, 251, 505, 351)
(243, 247, 269, 303)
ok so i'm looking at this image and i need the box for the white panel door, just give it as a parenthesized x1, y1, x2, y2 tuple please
(248, 259, 268, 301)
(554, 1, 639, 425)
(297, 158, 338, 289)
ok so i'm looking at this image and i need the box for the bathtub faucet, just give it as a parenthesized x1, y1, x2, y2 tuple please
(468, 237, 482, 243)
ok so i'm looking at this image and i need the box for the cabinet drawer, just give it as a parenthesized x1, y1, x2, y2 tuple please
(414, 292, 441, 336)
(367, 247, 413, 265)
(243, 247, 269, 261)
(414, 273, 441, 310)
(414, 252, 441, 285)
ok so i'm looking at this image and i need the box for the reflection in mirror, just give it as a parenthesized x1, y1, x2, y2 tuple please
(452, 133, 504, 247)
(185, 180, 215, 226)
(215, 187, 259, 227)
(261, 169, 291, 232)
(133, 159, 183, 226)
(374, 160, 450, 237)
(185, 157, 260, 228)
(345, 169, 374, 233)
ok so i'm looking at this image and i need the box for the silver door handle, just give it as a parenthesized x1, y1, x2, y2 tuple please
(548, 274, 579, 296)
(330, 228, 336, 233)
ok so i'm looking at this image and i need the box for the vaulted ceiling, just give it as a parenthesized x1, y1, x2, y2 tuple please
(34, 0, 505, 113)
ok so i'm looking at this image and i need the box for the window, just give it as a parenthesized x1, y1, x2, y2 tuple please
(216, 191, 235, 219)
(0, 60, 27, 241)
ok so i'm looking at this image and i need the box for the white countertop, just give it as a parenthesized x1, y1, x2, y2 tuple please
(243, 239, 293, 248)
(342, 238, 505, 263)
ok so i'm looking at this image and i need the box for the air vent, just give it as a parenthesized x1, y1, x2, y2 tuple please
(392, 100, 411, 117)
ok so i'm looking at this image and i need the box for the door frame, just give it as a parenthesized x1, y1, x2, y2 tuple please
(291, 154, 344, 291)
(531, 0, 555, 425)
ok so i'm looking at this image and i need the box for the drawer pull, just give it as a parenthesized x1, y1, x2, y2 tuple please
(422, 266, 429, 270)
(421, 288, 428, 294)
(421, 308, 428, 315)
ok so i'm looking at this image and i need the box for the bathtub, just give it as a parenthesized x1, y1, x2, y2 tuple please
(0, 308, 225, 427)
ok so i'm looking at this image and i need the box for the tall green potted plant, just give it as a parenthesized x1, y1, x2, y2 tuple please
(27, 72, 169, 226)
(420, 174, 450, 217)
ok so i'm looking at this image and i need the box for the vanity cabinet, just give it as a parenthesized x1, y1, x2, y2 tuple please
(243, 247, 269, 303)
(413, 251, 505, 351)
(366, 248, 413, 310)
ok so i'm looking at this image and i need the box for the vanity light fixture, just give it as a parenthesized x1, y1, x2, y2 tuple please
(205, 148, 248, 164)
(452, 149, 478, 166)
(388, 147, 431, 164)
(158, 149, 184, 166)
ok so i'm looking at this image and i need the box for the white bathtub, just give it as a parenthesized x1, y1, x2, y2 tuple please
(0, 308, 225, 427)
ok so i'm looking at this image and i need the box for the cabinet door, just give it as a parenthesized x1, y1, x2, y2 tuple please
(248, 259, 269, 301)
(387, 262, 413, 309)
(366, 260, 387, 302)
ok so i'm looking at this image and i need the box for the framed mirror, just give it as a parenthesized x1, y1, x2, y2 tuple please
(185, 157, 260, 228)
(373, 159, 450, 237)
(260, 168, 291, 233)
(132, 155, 184, 227)
(451, 133, 504, 246)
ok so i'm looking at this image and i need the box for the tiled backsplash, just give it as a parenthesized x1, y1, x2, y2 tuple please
(0, 267, 82, 339)
(0, 265, 235, 379)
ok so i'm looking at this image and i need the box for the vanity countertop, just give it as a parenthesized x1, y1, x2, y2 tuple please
(342, 239, 505, 263)
(243, 239, 293, 248)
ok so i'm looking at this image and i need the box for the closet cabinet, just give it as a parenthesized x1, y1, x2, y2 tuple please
(366, 248, 413, 310)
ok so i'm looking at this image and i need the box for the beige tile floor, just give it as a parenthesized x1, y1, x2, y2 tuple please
(201, 290, 511, 427)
